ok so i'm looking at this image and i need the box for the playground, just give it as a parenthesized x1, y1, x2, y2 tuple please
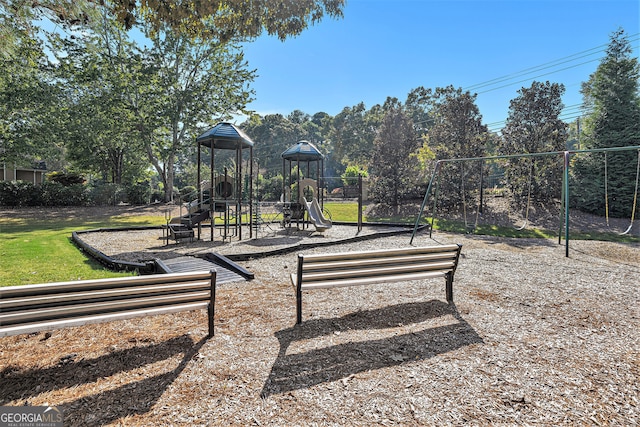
(1, 124, 638, 424)
(1, 201, 639, 425)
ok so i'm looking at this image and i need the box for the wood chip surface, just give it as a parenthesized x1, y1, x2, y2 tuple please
(1, 206, 639, 426)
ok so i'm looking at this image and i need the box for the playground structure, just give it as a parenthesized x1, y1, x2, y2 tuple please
(281, 140, 332, 232)
(411, 145, 640, 256)
(197, 122, 254, 242)
(166, 127, 336, 243)
(166, 122, 255, 243)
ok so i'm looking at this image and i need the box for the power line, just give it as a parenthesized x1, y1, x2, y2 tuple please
(464, 34, 639, 94)
(466, 47, 606, 92)
(473, 33, 639, 133)
(477, 58, 603, 94)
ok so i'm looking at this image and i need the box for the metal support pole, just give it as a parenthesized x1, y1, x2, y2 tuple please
(358, 174, 363, 233)
(238, 145, 242, 241)
(558, 155, 565, 245)
(249, 147, 254, 239)
(479, 160, 484, 214)
(564, 151, 570, 257)
(197, 142, 202, 240)
(430, 171, 441, 239)
(214, 145, 216, 242)
(411, 161, 441, 244)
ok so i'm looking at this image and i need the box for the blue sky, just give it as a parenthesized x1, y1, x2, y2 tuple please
(240, 0, 639, 132)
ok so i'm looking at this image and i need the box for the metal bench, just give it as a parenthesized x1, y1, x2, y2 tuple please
(290, 244, 462, 324)
(0, 270, 217, 338)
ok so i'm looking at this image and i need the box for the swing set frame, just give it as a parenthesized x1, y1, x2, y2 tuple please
(410, 145, 640, 257)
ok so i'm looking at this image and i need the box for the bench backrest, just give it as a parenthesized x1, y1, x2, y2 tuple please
(296, 244, 462, 290)
(0, 270, 216, 338)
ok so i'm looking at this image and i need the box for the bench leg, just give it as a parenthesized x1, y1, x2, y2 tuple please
(445, 273, 453, 303)
(208, 270, 217, 337)
(296, 287, 302, 324)
(296, 257, 304, 324)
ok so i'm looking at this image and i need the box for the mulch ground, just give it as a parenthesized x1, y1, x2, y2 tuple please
(0, 204, 638, 426)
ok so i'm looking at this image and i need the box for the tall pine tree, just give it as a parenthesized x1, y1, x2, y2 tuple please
(573, 29, 640, 217)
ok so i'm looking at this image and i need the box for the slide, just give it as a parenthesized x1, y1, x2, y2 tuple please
(303, 197, 332, 232)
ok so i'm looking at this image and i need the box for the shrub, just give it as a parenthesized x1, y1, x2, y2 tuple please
(179, 186, 197, 202)
(41, 182, 88, 206)
(87, 183, 126, 206)
(0, 181, 42, 206)
(47, 171, 85, 186)
(341, 165, 368, 187)
(126, 183, 152, 205)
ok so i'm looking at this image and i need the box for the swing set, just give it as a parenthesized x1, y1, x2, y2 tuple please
(604, 149, 640, 235)
(411, 145, 640, 257)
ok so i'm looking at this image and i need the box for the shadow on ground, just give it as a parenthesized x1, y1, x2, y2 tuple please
(261, 301, 483, 397)
(0, 334, 206, 426)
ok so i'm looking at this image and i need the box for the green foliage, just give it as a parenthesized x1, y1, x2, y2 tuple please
(111, 0, 345, 43)
(1, 1, 344, 60)
(0, 22, 65, 166)
(243, 113, 313, 176)
(0, 181, 91, 206)
(0, 181, 40, 206)
(341, 165, 368, 187)
(86, 183, 126, 206)
(126, 182, 152, 205)
(256, 174, 283, 202)
(572, 29, 640, 217)
(47, 171, 85, 186)
(500, 81, 568, 207)
(329, 102, 380, 168)
(179, 186, 198, 202)
(41, 182, 89, 206)
(421, 86, 489, 208)
(572, 150, 639, 217)
(143, 29, 256, 201)
(369, 103, 421, 206)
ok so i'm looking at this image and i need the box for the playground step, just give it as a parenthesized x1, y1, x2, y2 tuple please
(180, 209, 210, 226)
(168, 223, 194, 241)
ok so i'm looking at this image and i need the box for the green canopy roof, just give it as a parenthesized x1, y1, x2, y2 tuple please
(196, 122, 255, 150)
(281, 141, 324, 161)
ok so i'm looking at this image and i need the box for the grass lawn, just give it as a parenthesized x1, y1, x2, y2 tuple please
(0, 213, 164, 287)
(2, 203, 636, 287)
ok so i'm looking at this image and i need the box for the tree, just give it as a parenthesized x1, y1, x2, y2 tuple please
(48, 14, 149, 185)
(404, 86, 434, 135)
(1, 0, 101, 60)
(422, 86, 488, 160)
(241, 113, 310, 177)
(2, 0, 345, 59)
(328, 102, 381, 168)
(500, 81, 568, 204)
(572, 29, 640, 217)
(0, 21, 64, 167)
(417, 86, 489, 207)
(46, 11, 256, 200)
(107, 0, 345, 42)
(369, 102, 420, 206)
(127, 27, 256, 201)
